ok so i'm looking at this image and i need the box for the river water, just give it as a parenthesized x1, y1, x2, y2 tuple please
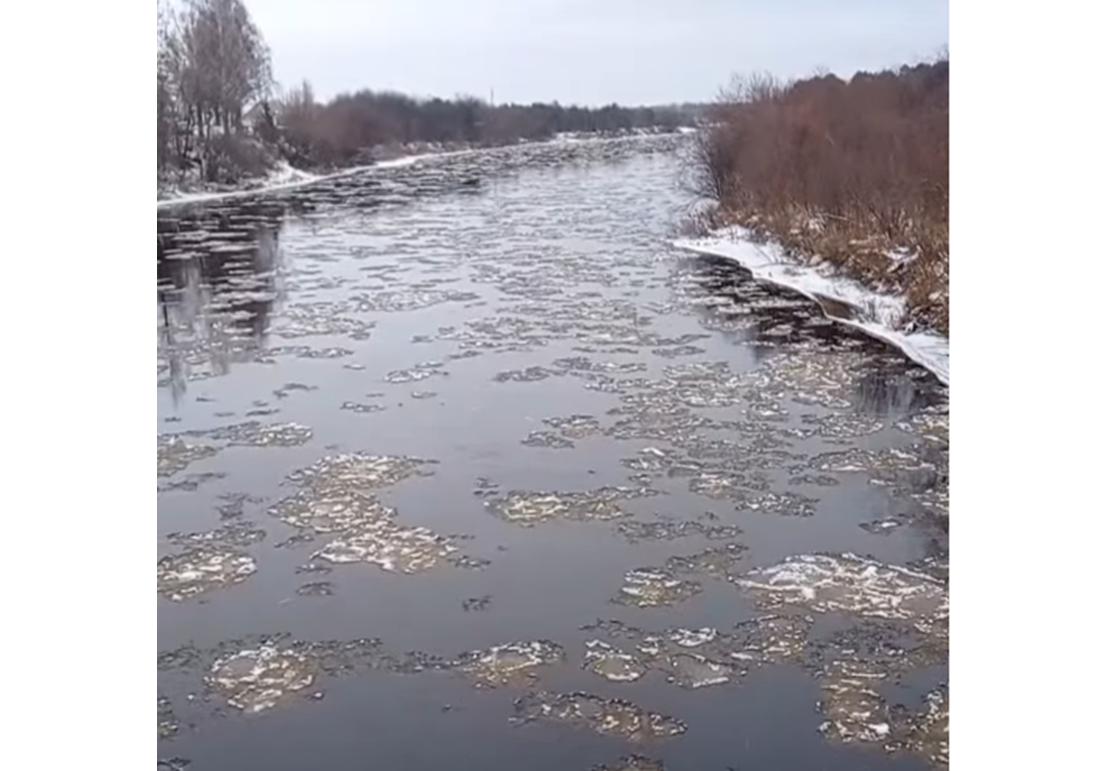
(157, 135, 949, 771)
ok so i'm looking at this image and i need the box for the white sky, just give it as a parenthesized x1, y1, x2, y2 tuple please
(242, 0, 948, 105)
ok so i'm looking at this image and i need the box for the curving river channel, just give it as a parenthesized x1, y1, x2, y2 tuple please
(158, 134, 949, 771)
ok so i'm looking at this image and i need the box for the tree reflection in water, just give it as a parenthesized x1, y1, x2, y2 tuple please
(157, 200, 287, 404)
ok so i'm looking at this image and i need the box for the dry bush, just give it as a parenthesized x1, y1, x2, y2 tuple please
(202, 134, 276, 183)
(697, 59, 949, 335)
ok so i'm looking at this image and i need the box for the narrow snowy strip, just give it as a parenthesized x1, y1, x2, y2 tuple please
(159, 134, 601, 209)
(156, 132, 684, 211)
(673, 227, 949, 387)
(156, 153, 438, 210)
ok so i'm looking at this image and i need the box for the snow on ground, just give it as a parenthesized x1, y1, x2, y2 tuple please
(265, 160, 319, 186)
(156, 153, 439, 210)
(157, 131, 689, 210)
(673, 226, 949, 387)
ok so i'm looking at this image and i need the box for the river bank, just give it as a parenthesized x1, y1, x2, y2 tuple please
(689, 61, 948, 344)
(156, 127, 692, 208)
(159, 136, 947, 771)
(674, 226, 949, 387)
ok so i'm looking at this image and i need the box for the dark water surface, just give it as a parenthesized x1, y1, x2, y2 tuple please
(158, 136, 949, 771)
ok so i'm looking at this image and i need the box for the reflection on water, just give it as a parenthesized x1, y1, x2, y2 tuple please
(158, 135, 948, 771)
(680, 253, 943, 419)
(852, 367, 938, 418)
(158, 203, 287, 402)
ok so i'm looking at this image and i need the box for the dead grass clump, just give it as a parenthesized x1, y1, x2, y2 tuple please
(694, 60, 949, 336)
(202, 134, 278, 184)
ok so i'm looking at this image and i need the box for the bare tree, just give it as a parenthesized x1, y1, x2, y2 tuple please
(157, 0, 173, 173)
(177, 0, 271, 137)
(157, 0, 696, 185)
(158, 0, 274, 182)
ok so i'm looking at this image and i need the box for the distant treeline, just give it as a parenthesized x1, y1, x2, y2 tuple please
(156, 0, 700, 184)
(278, 84, 699, 169)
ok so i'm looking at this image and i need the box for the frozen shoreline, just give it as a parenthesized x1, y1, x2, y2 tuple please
(673, 226, 949, 387)
(156, 130, 693, 211)
(156, 154, 432, 210)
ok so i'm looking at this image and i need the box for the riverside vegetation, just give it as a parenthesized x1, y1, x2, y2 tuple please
(692, 58, 949, 336)
(156, 0, 701, 194)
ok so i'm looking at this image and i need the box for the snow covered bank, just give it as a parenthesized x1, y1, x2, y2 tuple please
(156, 154, 436, 210)
(673, 226, 949, 387)
(157, 131, 688, 210)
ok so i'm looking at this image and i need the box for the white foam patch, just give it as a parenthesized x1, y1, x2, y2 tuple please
(672, 227, 949, 387)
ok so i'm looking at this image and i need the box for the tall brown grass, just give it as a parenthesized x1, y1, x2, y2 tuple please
(694, 59, 949, 335)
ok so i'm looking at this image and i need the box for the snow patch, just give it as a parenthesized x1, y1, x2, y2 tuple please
(156, 153, 441, 210)
(672, 226, 948, 387)
(265, 160, 319, 187)
(157, 131, 686, 210)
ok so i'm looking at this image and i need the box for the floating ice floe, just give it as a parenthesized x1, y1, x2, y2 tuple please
(904, 689, 949, 768)
(582, 620, 755, 687)
(166, 521, 266, 548)
(487, 487, 652, 526)
(736, 491, 818, 517)
(667, 627, 717, 648)
(313, 522, 458, 574)
(816, 659, 894, 745)
(733, 614, 815, 664)
(286, 453, 433, 494)
(267, 344, 355, 359)
(270, 308, 375, 340)
(813, 656, 948, 768)
(511, 691, 686, 741)
(157, 470, 227, 493)
(271, 453, 468, 574)
(206, 644, 315, 713)
(664, 543, 747, 581)
(385, 362, 446, 384)
(735, 553, 948, 631)
(296, 581, 335, 596)
(615, 568, 702, 608)
(340, 401, 386, 414)
(157, 436, 218, 477)
(521, 430, 575, 449)
(615, 518, 740, 543)
(662, 653, 734, 689)
(355, 288, 480, 314)
(591, 756, 665, 771)
(157, 696, 178, 739)
(687, 471, 757, 501)
(542, 413, 602, 438)
(270, 490, 396, 534)
(157, 547, 257, 602)
(584, 640, 647, 682)
(493, 365, 559, 383)
(456, 640, 566, 687)
(186, 421, 314, 447)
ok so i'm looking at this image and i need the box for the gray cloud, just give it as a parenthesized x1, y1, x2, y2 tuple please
(244, 0, 948, 104)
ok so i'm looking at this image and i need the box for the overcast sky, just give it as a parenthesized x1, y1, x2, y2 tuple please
(244, 0, 948, 106)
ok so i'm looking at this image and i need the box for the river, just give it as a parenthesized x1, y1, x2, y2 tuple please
(157, 135, 949, 771)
